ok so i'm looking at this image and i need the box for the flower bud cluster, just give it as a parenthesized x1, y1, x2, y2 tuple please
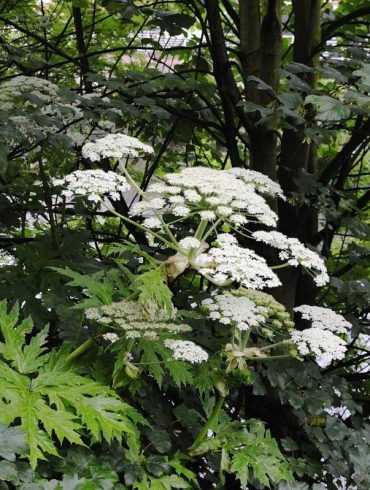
(236, 289, 294, 332)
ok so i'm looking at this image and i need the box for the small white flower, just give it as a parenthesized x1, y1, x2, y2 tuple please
(102, 332, 119, 343)
(0, 250, 16, 266)
(131, 166, 279, 228)
(194, 235, 281, 289)
(169, 195, 185, 204)
(164, 339, 208, 363)
(294, 305, 351, 335)
(229, 214, 248, 226)
(199, 211, 216, 221)
(226, 168, 286, 200)
(202, 293, 266, 330)
(217, 206, 233, 216)
(183, 189, 201, 202)
(82, 133, 153, 161)
(179, 237, 202, 251)
(143, 217, 162, 229)
(55, 169, 130, 202)
(173, 205, 191, 217)
(253, 231, 329, 287)
(291, 328, 347, 364)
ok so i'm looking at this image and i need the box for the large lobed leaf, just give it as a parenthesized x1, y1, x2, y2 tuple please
(0, 300, 144, 468)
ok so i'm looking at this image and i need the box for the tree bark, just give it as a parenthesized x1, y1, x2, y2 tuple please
(72, 6, 93, 93)
(277, 0, 321, 310)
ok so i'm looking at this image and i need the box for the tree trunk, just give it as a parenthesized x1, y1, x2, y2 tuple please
(277, 0, 321, 310)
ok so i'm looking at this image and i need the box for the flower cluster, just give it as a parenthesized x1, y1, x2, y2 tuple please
(164, 339, 208, 363)
(0, 250, 15, 267)
(131, 166, 282, 228)
(202, 292, 267, 331)
(294, 305, 351, 335)
(291, 328, 347, 363)
(290, 304, 351, 365)
(179, 237, 202, 251)
(82, 133, 154, 161)
(86, 300, 191, 340)
(192, 234, 281, 289)
(227, 168, 286, 200)
(102, 332, 119, 343)
(54, 169, 130, 203)
(252, 231, 329, 286)
(0, 76, 59, 110)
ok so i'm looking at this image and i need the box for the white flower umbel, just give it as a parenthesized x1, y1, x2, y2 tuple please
(291, 328, 347, 364)
(179, 237, 202, 251)
(202, 293, 267, 331)
(55, 169, 130, 203)
(82, 133, 154, 161)
(102, 332, 119, 343)
(226, 168, 286, 200)
(294, 305, 351, 335)
(0, 76, 59, 110)
(131, 167, 281, 228)
(164, 339, 208, 363)
(86, 300, 189, 339)
(252, 230, 329, 287)
(0, 250, 15, 266)
(192, 234, 281, 289)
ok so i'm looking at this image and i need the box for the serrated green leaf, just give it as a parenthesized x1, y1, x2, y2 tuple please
(139, 340, 164, 387)
(0, 302, 142, 468)
(136, 269, 173, 318)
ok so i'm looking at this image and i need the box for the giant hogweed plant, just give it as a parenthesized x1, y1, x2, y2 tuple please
(40, 133, 352, 487)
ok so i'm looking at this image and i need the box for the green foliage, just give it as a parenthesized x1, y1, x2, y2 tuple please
(0, 301, 142, 469)
(135, 268, 174, 318)
(194, 417, 293, 488)
(137, 339, 192, 388)
(52, 266, 130, 308)
(305, 95, 351, 122)
(0, 0, 369, 488)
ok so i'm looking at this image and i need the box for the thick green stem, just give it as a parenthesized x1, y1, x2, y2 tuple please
(270, 262, 290, 270)
(259, 339, 291, 351)
(247, 354, 292, 361)
(66, 289, 142, 364)
(188, 396, 225, 453)
(103, 201, 177, 251)
(66, 325, 109, 363)
(194, 219, 208, 240)
(201, 218, 222, 243)
(120, 165, 179, 247)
